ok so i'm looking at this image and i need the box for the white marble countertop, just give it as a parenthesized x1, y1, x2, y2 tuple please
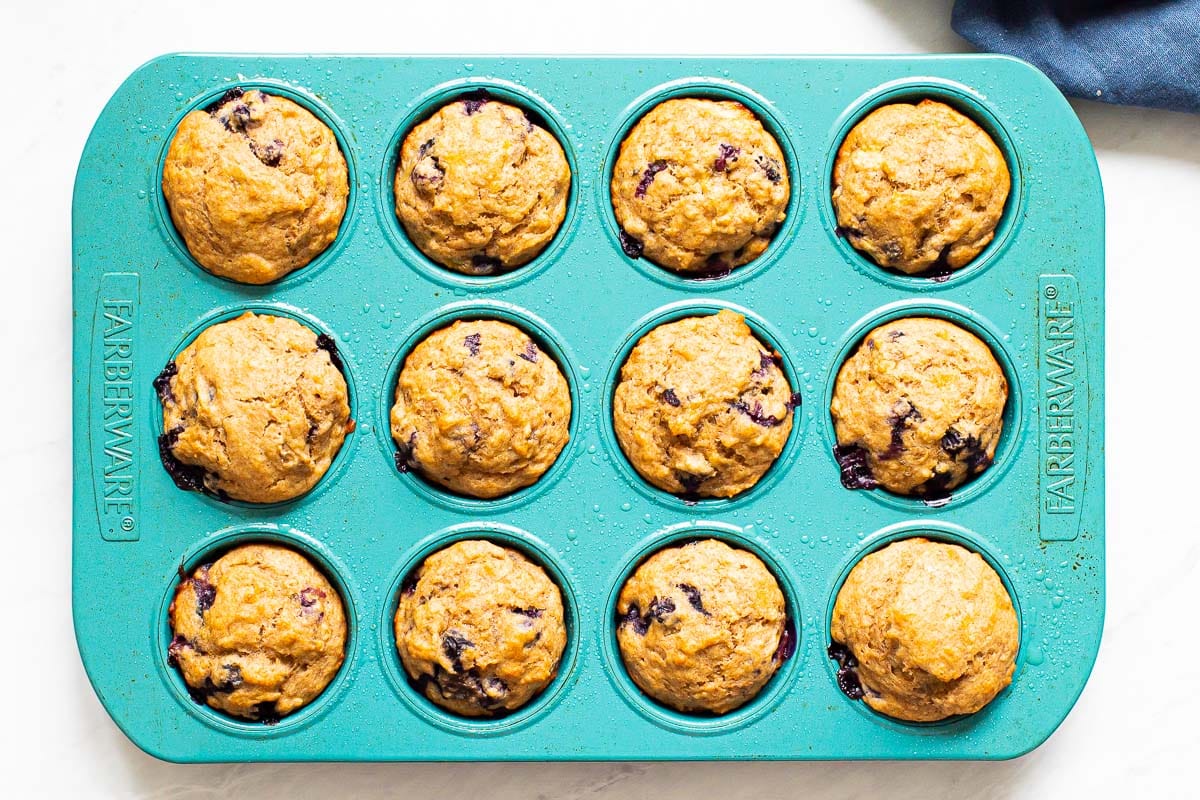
(6, 0, 1198, 796)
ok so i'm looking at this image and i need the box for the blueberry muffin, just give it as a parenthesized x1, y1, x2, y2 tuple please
(830, 538, 1019, 722)
(168, 543, 347, 721)
(830, 317, 1006, 498)
(612, 310, 798, 498)
(611, 98, 790, 274)
(395, 540, 567, 717)
(832, 99, 1010, 275)
(162, 88, 349, 284)
(390, 319, 570, 498)
(394, 94, 571, 275)
(156, 312, 354, 504)
(616, 539, 791, 714)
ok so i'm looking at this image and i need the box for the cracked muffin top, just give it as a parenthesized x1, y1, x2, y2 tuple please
(156, 311, 354, 504)
(162, 88, 349, 284)
(393, 94, 572, 275)
(612, 309, 798, 498)
(830, 537, 1019, 722)
(390, 319, 571, 498)
(615, 539, 791, 715)
(168, 543, 348, 722)
(830, 317, 1007, 498)
(395, 539, 567, 717)
(831, 99, 1010, 275)
(610, 98, 790, 275)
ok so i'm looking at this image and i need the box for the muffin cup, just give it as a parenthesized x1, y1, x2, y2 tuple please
(820, 77, 1023, 290)
(601, 300, 807, 511)
(600, 77, 804, 290)
(378, 78, 580, 290)
(153, 79, 359, 290)
(154, 524, 359, 736)
(375, 300, 581, 513)
(600, 521, 805, 734)
(822, 521, 1024, 733)
(378, 522, 580, 735)
(822, 299, 1026, 511)
(151, 302, 360, 510)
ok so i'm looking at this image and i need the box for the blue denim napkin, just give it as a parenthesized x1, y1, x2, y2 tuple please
(952, 1, 1200, 112)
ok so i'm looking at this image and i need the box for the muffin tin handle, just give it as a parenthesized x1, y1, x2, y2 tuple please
(1037, 274, 1089, 542)
(89, 272, 142, 541)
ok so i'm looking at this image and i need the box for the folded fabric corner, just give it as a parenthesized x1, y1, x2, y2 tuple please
(952, 0, 1200, 113)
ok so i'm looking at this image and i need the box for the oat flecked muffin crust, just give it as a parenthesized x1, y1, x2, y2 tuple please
(162, 88, 349, 284)
(616, 539, 791, 714)
(611, 98, 790, 274)
(831, 99, 1010, 275)
(156, 311, 354, 504)
(830, 538, 1019, 722)
(168, 543, 348, 721)
(395, 540, 567, 717)
(613, 310, 798, 498)
(830, 317, 1007, 497)
(394, 96, 571, 275)
(390, 319, 571, 498)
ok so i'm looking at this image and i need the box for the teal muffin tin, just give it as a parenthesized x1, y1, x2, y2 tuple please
(72, 55, 1104, 761)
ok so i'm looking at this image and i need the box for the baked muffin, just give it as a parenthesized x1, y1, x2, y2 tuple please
(168, 543, 347, 721)
(615, 539, 791, 714)
(830, 317, 1006, 497)
(611, 98, 790, 274)
(394, 94, 571, 275)
(831, 99, 1010, 275)
(390, 319, 570, 498)
(830, 538, 1019, 722)
(155, 311, 354, 504)
(612, 309, 798, 498)
(395, 540, 567, 717)
(162, 88, 349, 284)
